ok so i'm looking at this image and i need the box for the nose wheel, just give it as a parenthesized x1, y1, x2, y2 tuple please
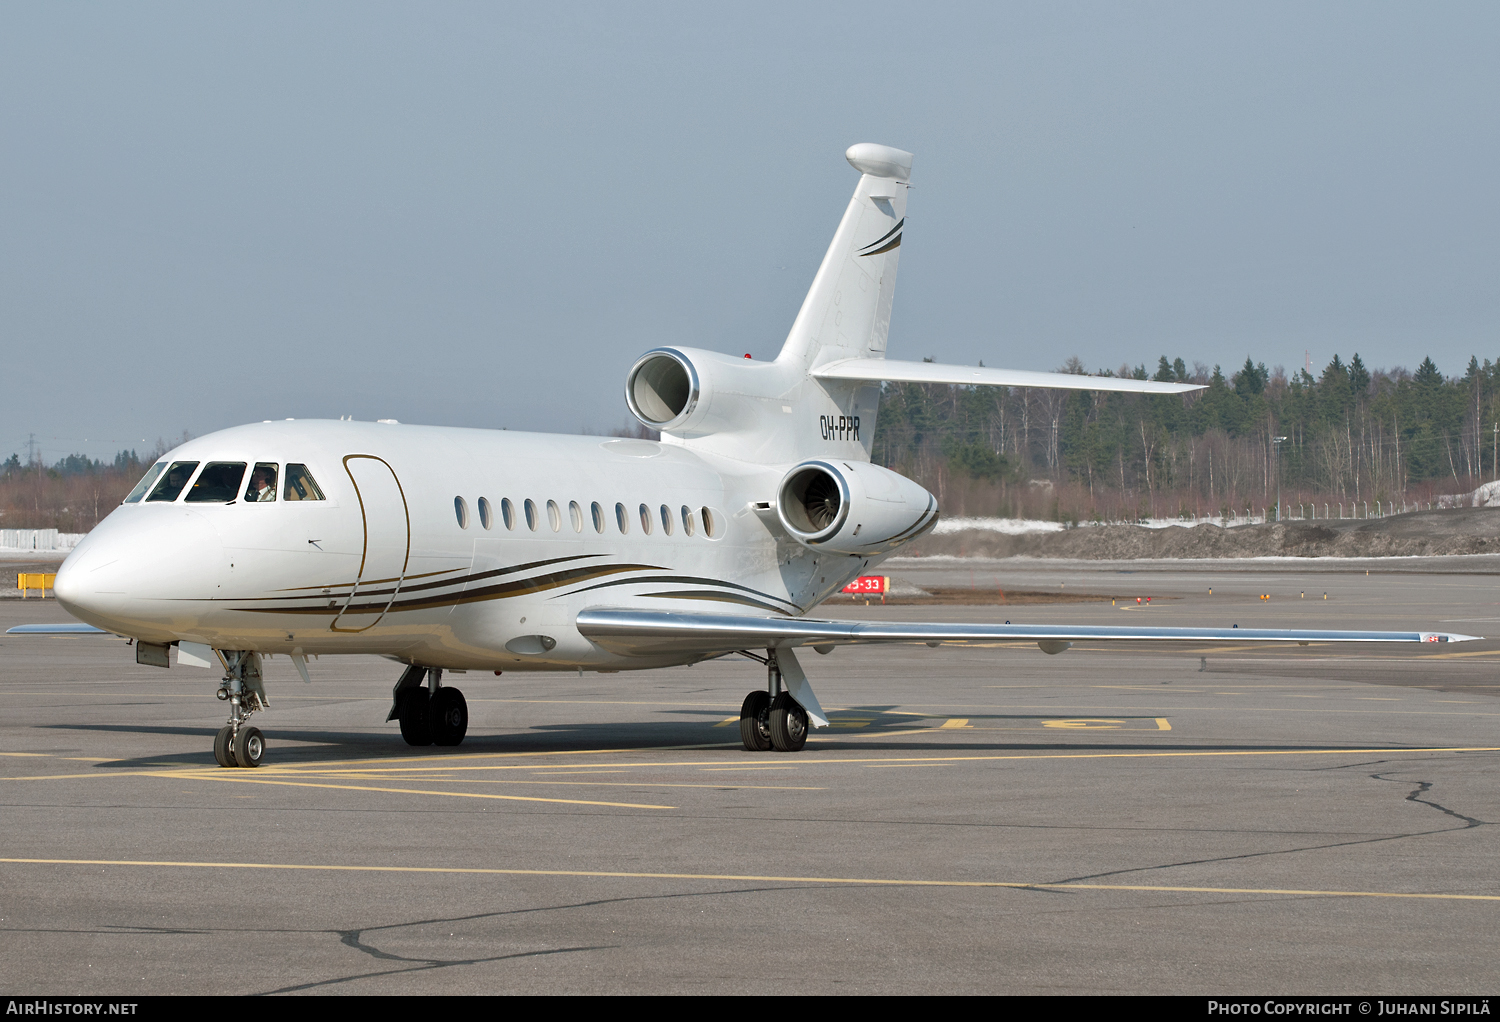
(213, 651, 269, 768)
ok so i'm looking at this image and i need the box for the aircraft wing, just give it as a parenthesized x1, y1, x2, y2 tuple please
(575, 609, 1480, 658)
(6, 623, 108, 635)
(812, 358, 1203, 395)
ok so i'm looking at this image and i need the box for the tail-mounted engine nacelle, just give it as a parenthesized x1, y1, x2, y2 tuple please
(625, 347, 737, 438)
(776, 459, 937, 556)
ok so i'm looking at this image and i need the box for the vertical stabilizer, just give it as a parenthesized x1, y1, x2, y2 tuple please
(777, 144, 912, 371)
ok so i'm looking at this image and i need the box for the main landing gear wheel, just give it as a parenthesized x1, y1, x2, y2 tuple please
(768, 692, 808, 753)
(430, 688, 468, 746)
(397, 689, 433, 747)
(213, 725, 235, 768)
(740, 690, 772, 752)
(233, 726, 265, 768)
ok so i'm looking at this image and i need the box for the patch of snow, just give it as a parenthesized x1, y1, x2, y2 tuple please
(1468, 481, 1500, 507)
(932, 518, 1063, 535)
(932, 516, 1263, 534)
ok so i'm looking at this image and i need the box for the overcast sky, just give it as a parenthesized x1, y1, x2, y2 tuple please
(3, 2, 1498, 463)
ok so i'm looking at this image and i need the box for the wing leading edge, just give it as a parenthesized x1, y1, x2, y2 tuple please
(812, 359, 1204, 395)
(576, 609, 1481, 658)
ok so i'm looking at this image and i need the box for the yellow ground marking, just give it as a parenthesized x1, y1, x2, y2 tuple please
(830, 720, 872, 728)
(1419, 650, 1500, 660)
(421, 780, 826, 790)
(5, 746, 1497, 786)
(940, 718, 971, 729)
(0, 752, 50, 757)
(1043, 719, 1125, 729)
(713, 717, 738, 727)
(2, 857, 1497, 904)
(1156, 718, 1172, 731)
(180, 771, 675, 809)
(700, 766, 802, 772)
(528, 770, 627, 775)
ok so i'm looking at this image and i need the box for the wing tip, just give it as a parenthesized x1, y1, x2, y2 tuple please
(5, 623, 108, 635)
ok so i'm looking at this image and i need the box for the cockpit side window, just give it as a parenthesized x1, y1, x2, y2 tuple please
(244, 463, 278, 502)
(123, 462, 167, 504)
(145, 461, 200, 502)
(284, 464, 326, 501)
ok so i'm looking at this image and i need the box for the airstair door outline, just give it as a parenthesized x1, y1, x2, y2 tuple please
(330, 455, 410, 632)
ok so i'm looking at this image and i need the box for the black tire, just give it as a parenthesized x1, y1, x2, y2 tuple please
(398, 689, 433, 746)
(739, 690, 771, 752)
(768, 692, 808, 753)
(213, 725, 235, 768)
(430, 688, 468, 747)
(233, 725, 265, 768)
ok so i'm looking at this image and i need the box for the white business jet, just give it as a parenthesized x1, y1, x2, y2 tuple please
(12, 143, 1477, 768)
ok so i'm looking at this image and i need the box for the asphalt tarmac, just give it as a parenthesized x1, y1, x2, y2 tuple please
(2, 562, 1498, 994)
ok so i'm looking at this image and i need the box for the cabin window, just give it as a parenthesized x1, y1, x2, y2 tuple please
(524, 498, 538, 531)
(478, 496, 493, 530)
(680, 505, 695, 536)
(146, 462, 199, 502)
(245, 464, 278, 502)
(701, 506, 718, 538)
(659, 504, 673, 535)
(638, 503, 652, 535)
(454, 496, 470, 529)
(591, 501, 605, 533)
(123, 462, 166, 504)
(615, 502, 629, 534)
(569, 501, 584, 533)
(546, 499, 561, 532)
(186, 462, 247, 503)
(284, 464, 325, 501)
(501, 497, 515, 530)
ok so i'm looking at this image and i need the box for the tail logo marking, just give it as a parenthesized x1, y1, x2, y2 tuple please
(857, 218, 904, 258)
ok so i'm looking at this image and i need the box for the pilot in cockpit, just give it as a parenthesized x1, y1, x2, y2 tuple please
(245, 464, 278, 503)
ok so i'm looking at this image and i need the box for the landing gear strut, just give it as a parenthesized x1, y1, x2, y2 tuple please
(214, 651, 268, 768)
(739, 649, 808, 753)
(388, 666, 468, 748)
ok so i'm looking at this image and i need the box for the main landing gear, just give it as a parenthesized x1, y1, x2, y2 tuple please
(387, 665, 468, 747)
(214, 651, 268, 768)
(739, 649, 808, 753)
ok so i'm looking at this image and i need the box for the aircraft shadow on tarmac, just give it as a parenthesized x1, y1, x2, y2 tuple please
(39, 720, 1361, 772)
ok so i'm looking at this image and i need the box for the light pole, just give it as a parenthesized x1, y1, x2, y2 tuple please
(1272, 436, 1288, 522)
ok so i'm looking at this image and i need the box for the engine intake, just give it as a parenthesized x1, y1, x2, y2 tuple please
(776, 460, 936, 555)
(626, 349, 699, 428)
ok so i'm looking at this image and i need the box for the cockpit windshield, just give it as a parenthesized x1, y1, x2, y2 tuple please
(145, 462, 199, 502)
(284, 464, 325, 501)
(185, 462, 248, 503)
(123, 462, 167, 504)
(245, 463, 278, 502)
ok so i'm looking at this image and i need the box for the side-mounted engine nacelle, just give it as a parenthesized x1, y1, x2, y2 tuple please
(776, 459, 937, 556)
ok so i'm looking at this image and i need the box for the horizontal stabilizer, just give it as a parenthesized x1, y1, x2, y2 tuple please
(813, 358, 1203, 395)
(576, 609, 1479, 658)
(6, 622, 108, 635)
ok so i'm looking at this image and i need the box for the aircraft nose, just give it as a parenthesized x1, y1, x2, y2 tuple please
(54, 508, 223, 636)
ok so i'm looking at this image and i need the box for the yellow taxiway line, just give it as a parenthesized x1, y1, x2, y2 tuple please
(1, 856, 1496, 904)
(4, 745, 1497, 786)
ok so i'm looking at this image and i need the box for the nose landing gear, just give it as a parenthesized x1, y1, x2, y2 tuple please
(213, 651, 268, 768)
(738, 649, 808, 753)
(388, 665, 468, 748)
